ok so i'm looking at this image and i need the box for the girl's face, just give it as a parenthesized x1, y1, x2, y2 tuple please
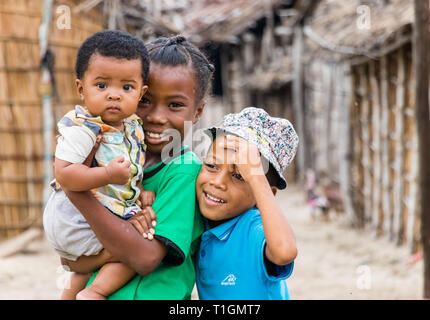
(76, 53, 147, 130)
(137, 63, 204, 154)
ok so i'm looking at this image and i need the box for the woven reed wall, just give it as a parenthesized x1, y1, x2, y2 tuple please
(0, 0, 103, 239)
(350, 43, 420, 253)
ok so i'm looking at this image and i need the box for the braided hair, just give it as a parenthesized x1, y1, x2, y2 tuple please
(146, 35, 214, 103)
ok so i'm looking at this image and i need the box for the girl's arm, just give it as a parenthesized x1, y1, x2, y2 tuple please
(55, 156, 131, 191)
(62, 188, 168, 275)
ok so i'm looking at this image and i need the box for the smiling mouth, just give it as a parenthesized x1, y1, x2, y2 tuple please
(204, 192, 226, 204)
(145, 131, 170, 142)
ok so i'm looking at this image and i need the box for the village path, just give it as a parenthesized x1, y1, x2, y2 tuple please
(0, 185, 423, 300)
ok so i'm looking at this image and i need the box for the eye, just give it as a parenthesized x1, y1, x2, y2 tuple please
(123, 84, 133, 91)
(204, 162, 217, 170)
(232, 172, 244, 181)
(97, 83, 106, 89)
(169, 102, 184, 108)
(140, 97, 150, 104)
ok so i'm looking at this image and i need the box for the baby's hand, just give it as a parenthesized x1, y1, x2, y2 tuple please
(105, 156, 131, 185)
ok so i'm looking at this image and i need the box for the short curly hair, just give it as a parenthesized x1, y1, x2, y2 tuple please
(75, 30, 150, 83)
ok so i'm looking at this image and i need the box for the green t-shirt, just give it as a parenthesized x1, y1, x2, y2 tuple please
(87, 148, 204, 299)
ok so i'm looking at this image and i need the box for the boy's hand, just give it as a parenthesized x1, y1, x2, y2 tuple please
(221, 135, 265, 182)
(105, 156, 131, 185)
(128, 207, 157, 240)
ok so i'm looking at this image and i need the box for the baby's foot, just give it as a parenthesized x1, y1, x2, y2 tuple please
(76, 287, 107, 300)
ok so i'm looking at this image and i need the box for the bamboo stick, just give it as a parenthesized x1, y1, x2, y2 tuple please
(359, 65, 372, 224)
(369, 60, 382, 236)
(392, 47, 406, 245)
(351, 67, 365, 227)
(404, 47, 419, 252)
(338, 62, 356, 226)
(380, 55, 391, 239)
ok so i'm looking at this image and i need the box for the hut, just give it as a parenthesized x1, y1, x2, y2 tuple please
(0, 0, 103, 239)
(301, 0, 420, 252)
(166, 0, 314, 183)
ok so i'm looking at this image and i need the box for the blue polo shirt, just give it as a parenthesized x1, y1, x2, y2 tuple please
(196, 207, 294, 300)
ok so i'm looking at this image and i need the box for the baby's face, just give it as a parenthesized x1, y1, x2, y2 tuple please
(195, 137, 257, 226)
(76, 53, 147, 129)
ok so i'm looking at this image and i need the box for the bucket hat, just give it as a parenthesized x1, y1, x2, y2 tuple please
(205, 107, 299, 189)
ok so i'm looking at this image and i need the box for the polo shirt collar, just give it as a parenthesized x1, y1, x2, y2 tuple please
(204, 206, 257, 241)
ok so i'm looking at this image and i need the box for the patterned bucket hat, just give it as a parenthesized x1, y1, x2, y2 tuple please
(205, 107, 299, 189)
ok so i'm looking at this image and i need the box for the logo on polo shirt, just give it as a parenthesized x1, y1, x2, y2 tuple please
(221, 274, 236, 286)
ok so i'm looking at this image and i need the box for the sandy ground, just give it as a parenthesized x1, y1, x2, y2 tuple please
(0, 185, 423, 300)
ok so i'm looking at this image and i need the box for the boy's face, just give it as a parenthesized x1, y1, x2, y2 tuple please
(196, 137, 257, 224)
(76, 53, 147, 129)
(137, 63, 204, 154)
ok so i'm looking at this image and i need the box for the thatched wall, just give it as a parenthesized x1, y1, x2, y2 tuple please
(0, 0, 103, 239)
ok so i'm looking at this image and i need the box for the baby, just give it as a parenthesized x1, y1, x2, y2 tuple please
(43, 30, 154, 300)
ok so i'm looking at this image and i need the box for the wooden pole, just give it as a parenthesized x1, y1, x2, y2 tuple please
(338, 63, 356, 226)
(369, 60, 382, 237)
(359, 65, 372, 224)
(380, 55, 391, 238)
(413, 0, 430, 299)
(392, 48, 406, 244)
(39, 0, 54, 208)
(292, 23, 306, 183)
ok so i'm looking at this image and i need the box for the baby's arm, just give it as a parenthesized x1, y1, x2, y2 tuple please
(61, 249, 115, 274)
(55, 125, 131, 191)
(223, 135, 298, 266)
(55, 156, 131, 191)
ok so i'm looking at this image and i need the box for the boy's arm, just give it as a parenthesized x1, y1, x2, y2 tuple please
(224, 135, 298, 266)
(248, 175, 298, 266)
(54, 156, 131, 191)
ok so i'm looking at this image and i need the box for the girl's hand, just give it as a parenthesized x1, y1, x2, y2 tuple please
(128, 207, 157, 240)
(105, 156, 131, 185)
(136, 190, 156, 208)
(221, 135, 265, 182)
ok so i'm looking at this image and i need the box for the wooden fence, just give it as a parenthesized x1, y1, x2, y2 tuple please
(349, 43, 420, 252)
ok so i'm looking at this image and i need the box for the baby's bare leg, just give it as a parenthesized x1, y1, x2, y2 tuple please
(61, 272, 92, 300)
(76, 262, 135, 300)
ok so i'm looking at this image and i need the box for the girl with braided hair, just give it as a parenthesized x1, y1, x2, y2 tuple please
(63, 35, 215, 300)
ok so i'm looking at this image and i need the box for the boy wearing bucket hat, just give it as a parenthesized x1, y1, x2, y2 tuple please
(195, 107, 299, 300)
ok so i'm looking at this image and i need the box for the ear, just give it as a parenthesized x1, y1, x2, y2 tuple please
(139, 85, 148, 101)
(75, 79, 84, 100)
(193, 102, 205, 124)
(270, 186, 278, 196)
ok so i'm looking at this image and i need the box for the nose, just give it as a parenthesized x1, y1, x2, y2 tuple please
(209, 170, 228, 191)
(145, 104, 167, 125)
(107, 89, 121, 101)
